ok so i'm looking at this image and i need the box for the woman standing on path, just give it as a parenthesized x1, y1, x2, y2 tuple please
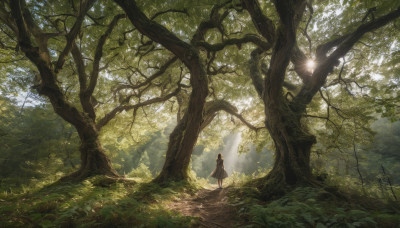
(210, 153, 228, 189)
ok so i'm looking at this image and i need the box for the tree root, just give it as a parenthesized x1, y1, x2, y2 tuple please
(59, 167, 120, 182)
(152, 172, 193, 187)
(248, 171, 332, 201)
(91, 176, 136, 187)
(58, 174, 135, 187)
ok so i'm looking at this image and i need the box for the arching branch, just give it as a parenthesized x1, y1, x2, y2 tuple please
(263, 0, 306, 98)
(316, 34, 351, 61)
(150, 8, 188, 21)
(114, 0, 191, 65)
(196, 33, 271, 52)
(200, 100, 263, 131)
(71, 42, 88, 93)
(241, 0, 276, 97)
(9, 0, 77, 125)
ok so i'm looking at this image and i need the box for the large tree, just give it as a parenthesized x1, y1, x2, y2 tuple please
(114, 0, 209, 182)
(114, 0, 265, 183)
(0, 0, 181, 180)
(240, 0, 400, 198)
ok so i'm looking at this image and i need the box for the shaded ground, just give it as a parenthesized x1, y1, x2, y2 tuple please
(168, 184, 240, 227)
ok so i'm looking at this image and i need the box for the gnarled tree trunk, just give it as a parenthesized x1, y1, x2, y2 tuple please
(114, 0, 211, 184)
(7, 0, 119, 181)
(259, 96, 316, 199)
(242, 0, 400, 200)
(62, 120, 119, 180)
(154, 117, 193, 182)
(154, 66, 208, 183)
(242, 0, 318, 199)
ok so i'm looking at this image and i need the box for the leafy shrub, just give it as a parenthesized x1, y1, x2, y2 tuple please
(126, 163, 153, 181)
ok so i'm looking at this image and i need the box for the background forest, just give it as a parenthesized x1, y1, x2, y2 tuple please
(1, 0, 400, 227)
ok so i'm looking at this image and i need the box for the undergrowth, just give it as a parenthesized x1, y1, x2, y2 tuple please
(247, 187, 378, 227)
(230, 173, 400, 228)
(2, 168, 400, 228)
(0, 175, 197, 227)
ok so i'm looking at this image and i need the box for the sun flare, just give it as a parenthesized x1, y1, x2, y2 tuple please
(306, 59, 316, 72)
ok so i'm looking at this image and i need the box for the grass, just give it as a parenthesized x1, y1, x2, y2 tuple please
(0, 175, 197, 228)
(1, 170, 400, 228)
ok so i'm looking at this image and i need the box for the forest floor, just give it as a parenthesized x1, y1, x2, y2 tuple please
(167, 184, 241, 227)
(1, 176, 399, 227)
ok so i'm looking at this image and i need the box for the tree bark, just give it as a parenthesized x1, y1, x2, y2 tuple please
(154, 116, 192, 182)
(259, 96, 316, 199)
(154, 66, 208, 183)
(62, 119, 119, 180)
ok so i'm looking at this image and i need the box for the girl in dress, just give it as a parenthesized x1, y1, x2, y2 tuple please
(210, 153, 228, 189)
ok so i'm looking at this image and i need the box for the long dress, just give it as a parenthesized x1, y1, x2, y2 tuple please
(210, 159, 228, 179)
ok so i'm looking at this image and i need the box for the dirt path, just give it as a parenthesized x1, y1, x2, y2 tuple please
(168, 185, 239, 227)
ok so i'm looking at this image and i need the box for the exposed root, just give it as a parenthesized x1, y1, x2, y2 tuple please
(257, 175, 292, 201)
(152, 173, 193, 187)
(248, 171, 326, 201)
(91, 176, 136, 187)
(59, 167, 120, 182)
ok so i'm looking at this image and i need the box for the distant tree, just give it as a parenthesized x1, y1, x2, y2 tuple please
(0, 96, 79, 182)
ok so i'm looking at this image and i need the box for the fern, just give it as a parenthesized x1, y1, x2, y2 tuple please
(248, 187, 379, 227)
